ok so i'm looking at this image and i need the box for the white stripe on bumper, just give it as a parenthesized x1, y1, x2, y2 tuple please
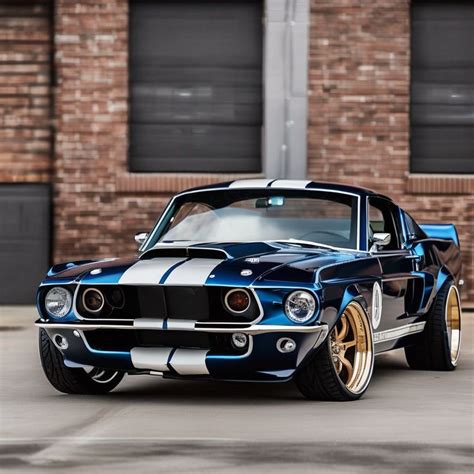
(169, 349, 209, 375)
(131, 347, 172, 372)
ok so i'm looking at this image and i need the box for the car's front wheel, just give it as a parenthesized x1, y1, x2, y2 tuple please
(39, 329, 124, 394)
(295, 301, 374, 401)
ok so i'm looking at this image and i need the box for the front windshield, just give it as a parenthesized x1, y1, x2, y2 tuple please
(146, 189, 359, 250)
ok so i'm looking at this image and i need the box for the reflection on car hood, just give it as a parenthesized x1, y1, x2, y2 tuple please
(45, 241, 364, 286)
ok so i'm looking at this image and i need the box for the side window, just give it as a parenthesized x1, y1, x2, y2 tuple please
(368, 198, 403, 250)
(404, 211, 427, 241)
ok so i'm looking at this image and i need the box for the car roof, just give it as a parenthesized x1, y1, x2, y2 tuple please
(177, 179, 393, 201)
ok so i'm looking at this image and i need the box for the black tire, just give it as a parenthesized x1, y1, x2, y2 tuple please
(295, 302, 374, 401)
(405, 281, 461, 371)
(39, 329, 124, 394)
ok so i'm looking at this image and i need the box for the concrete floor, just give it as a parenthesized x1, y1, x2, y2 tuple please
(0, 306, 473, 473)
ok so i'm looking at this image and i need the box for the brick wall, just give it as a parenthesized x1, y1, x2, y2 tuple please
(52, 0, 472, 302)
(307, 0, 473, 302)
(0, 0, 52, 183)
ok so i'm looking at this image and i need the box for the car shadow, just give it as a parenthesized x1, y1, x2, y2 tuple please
(88, 350, 412, 404)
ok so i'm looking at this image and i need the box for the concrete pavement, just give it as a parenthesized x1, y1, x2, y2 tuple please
(0, 306, 473, 473)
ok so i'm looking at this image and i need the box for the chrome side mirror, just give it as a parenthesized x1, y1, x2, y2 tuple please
(134, 232, 148, 246)
(370, 232, 391, 252)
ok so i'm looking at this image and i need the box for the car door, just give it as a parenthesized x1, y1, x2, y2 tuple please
(368, 197, 422, 336)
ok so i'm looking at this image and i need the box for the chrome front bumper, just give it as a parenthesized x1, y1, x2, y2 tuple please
(36, 319, 329, 381)
(35, 318, 329, 336)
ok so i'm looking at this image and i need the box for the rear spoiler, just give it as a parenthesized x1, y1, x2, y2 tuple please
(420, 224, 460, 247)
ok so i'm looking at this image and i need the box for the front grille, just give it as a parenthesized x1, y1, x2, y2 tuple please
(76, 285, 259, 322)
(84, 329, 245, 355)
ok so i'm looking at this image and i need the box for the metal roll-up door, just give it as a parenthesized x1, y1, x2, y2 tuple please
(411, 1, 474, 173)
(0, 185, 50, 304)
(129, 0, 263, 173)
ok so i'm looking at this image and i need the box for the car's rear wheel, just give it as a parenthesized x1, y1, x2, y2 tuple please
(405, 282, 461, 371)
(39, 329, 124, 394)
(295, 301, 374, 401)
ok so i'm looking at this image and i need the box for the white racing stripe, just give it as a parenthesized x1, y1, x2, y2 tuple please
(133, 319, 165, 330)
(131, 347, 173, 372)
(118, 258, 186, 284)
(169, 349, 209, 375)
(373, 322, 426, 343)
(229, 179, 274, 188)
(163, 258, 224, 285)
(270, 180, 311, 189)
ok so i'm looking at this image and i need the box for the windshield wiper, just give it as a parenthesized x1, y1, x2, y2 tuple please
(268, 239, 337, 252)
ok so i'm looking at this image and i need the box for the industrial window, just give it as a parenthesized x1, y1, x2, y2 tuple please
(129, 0, 263, 173)
(410, 1, 474, 173)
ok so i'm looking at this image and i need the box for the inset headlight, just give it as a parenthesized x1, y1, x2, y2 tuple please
(82, 288, 105, 313)
(45, 287, 72, 318)
(224, 289, 251, 314)
(284, 290, 316, 323)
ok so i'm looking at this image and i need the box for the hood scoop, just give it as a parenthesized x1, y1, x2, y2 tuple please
(140, 247, 230, 261)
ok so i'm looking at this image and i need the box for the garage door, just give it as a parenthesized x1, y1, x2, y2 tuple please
(411, 1, 474, 173)
(129, 0, 263, 173)
(0, 185, 50, 304)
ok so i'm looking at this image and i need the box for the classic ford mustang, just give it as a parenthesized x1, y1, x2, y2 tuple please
(36, 180, 463, 401)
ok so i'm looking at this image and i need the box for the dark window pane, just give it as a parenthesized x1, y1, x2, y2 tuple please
(129, 1, 263, 173)
(411, 1, 474, 174)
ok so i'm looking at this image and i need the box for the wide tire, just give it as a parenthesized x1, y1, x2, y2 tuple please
(39, 329, 124, 394)
(295, 301, 374, 401)
(405, 281, 461, 371)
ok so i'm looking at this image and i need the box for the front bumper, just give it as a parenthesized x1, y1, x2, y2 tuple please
(36, 319, 329, 381)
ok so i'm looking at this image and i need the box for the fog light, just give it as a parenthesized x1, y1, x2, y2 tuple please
(277, 337, 296, 353)
(231, 332, 248, 349)
(54, 334, 68, 350)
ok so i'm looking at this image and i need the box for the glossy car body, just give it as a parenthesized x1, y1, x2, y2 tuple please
(36, 180, 463, 391)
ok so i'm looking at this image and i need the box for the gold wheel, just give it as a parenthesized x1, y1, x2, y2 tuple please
(330, 302, 373, 394)
(445, 286, 461, 365)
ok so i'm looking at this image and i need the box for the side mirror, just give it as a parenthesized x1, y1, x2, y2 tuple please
(134, 232, 148, 246)
(370, 232, 391, 252)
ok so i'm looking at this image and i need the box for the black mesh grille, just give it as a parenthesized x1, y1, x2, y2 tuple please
(84, 329, 245, 354)
(76, 285, 259, 322)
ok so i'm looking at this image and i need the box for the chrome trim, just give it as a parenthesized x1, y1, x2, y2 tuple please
(373, 322, 426, 344)
(134, 232, 149, 245)
(166, 319, 195, 330)
(224, 288, 251, 314)
(82, 288, 105, 314)
(35, 319, 329, 336)
(134, 318, 165, 330)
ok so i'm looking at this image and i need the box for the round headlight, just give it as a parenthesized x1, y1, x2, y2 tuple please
(45, 287, 72, 318)
(82, 288, 105, 313)
(284, 290, 316, 323)
(224, 289, 251, 313)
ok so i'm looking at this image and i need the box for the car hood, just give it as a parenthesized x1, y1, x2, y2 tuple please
(45, 242, 363, 287)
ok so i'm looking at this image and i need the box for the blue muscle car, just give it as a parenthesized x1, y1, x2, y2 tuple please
(36, 180, 463, 401)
